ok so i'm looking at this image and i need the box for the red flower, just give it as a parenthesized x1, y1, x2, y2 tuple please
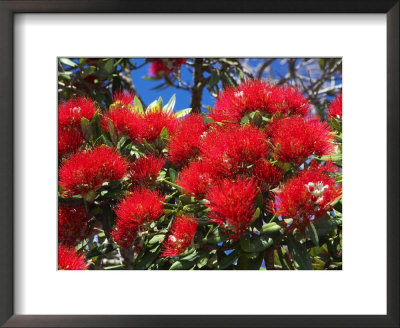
(168, 114, 207, 165)
(210, 80, 310, 123)
(199, 125, 269, 177)
(58, 97, 97, 128)
(59, 145, 128, 197)
(58, 245, 88, 270)
(269, 162, 341, 232)
(58, 127, 85, 158)
(58, 204, 92, 247)
(129, 155, 165, 186)
(253, 160, 283, 192)
(177, 161, 215, 198)
(161, 215, 198, 257)
(113, 90, 134, 105)
(149, 58, 186, 77)
(269, 116, 335, 164)
(328, 93, 342, 118)
(138, 111, 178, 143)
(112, 188, 165, 248)
(206, 178, 259, 240)
(102, 105, 142, 141)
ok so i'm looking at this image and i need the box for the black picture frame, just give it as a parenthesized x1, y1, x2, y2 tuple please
(0, 1, 398, 327)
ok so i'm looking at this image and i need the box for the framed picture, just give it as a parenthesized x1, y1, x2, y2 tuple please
(0, 1, 398, 327)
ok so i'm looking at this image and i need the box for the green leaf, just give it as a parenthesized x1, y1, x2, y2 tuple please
(169, 168, 178, 183)
(80, 117, 91, 139)
(313, 215, 338, 236)
(59, 58, 78, 67)
(307, 222, 319, 246)
(85, 243, 116, 260)
(169, 260, 196, 270)
(240, 234, 275, 253)
(133, 96, 144, 115)
(134, 245, 161, 270)
(107, 118, 118, 145)
(163, 94, 176, 114)
(208, 70, 220, 89)
(175, 108, 192, 118)
(260, 222, 281, 234)
(245, 252, 264, 270)
(203, 229, 228, 245)
(216, 250, 239, 269)
(286, 236, 312, 270)
(223, 72, 237, 87)
(317, 153, 342, 162)
(148, 234, 166, 245)
(103, 59, 114, 73)
(104, 264, 124, 270)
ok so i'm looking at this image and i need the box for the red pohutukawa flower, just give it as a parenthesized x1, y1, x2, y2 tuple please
(210, 80, 310, 123)
(59, 145, 128, 197)
(58, 245, 88, 270)
(58, 97, 97, 128)
(58, 127, 85, 158)
(138, 111, 178, 143)
(253, 159, 283, 192)
(129, 155, 165, 186)
(161, 215, 198, 257)
(269, 116, 335, 164)
(199, 125, 269, 177)
(328, 93, 342, 118)
(269, 162, 341, 232)
(58, 204, 92, 247)
(177, 161, 215, 198)
(113, 90, 135, 105)
(101, 105, 142, 141)
(149, 58, 186, 77)
(58, 97, 97, 157)
(168, 114, 207, 165)
(112, 188, 165, 248)
(206, 178, 259, 240)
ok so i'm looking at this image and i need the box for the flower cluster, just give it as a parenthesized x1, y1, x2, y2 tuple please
(112, 188, 165, 248)
(59, 145, 128, 198)
(58, 97, 97, 157)
(58, 245, 88, 270)
(206, 178, 258, 240)
(58, 204, 92, 247)
(161, 215, 198, 257)
(268, 116, 335, 164)
(210, 80, 309, 123)
(102, 91, 178, 143)
(149, 58, 187, 77)
(328, 93, 342, 118)
(129, 154, 165, 186)
(269, 161, 341, 232)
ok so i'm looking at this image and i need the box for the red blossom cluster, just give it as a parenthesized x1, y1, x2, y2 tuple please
(58, 204, 92, 247)
(328, 93, 342, 118)
(112, 188, 165, 248)
(269, 161, 341, 232)
(268, 116, 335, 164)
(59, 145, 128, 197)
(58, 97, 97, 157)
(161, 215, 198, 257)
(149, 58, 187, 77)
(102, 92, 178, 143)
(58, 245, 88, 270)
(207, 178, 259, 240)
(210, 80, 309, 123)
